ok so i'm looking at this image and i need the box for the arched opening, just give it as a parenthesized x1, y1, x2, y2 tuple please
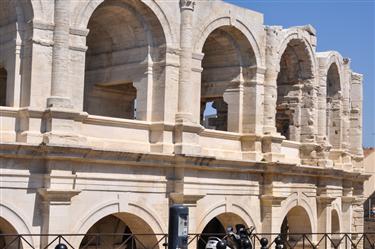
(84, 0, 166, 120)
(331, 209, 341, 246)
(280, 206, 312, 246)
(276, 39, 314, 141)
(326, 63, 341, 148)
(0, 217, 22, 249)
(198, 212, 247, 249)
(0, 0, 33, 108)
(200, 26, 256, 132)
(331, 209, 340, 233)
(79, 213, 159, 249)
(0, 0, 17, 107)
(0, 67, 7, 106)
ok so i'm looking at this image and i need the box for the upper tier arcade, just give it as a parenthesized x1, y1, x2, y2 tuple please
(0, 0, 363, 171)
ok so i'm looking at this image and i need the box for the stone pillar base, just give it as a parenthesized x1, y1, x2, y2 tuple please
(174, 117, 203, 155)
(16, 108, 44, 144)
(300, 142, 320, 166)
(47, 96, 72, 108)
(241, 134, 263, 161)
(42, 108, 87, 146)
(150, 122, 175, 154)
(262, 134, 285, 162)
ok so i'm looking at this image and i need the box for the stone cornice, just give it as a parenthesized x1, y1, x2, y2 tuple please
(260, 195, 287, 206)
(0, 143, 369, 183)
(38, 188, 81, 203)
(316, 196, 336, 204)
(169, 193, 204, 205)
(341, 196, 356, 204)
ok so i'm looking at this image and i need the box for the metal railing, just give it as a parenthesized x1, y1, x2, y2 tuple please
(0, 232, 374, 249)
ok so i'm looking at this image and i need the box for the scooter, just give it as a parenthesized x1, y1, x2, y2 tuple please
(205, 224, 255, 249)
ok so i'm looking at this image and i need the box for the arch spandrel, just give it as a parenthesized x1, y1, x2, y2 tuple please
(70, 0, 175, 47)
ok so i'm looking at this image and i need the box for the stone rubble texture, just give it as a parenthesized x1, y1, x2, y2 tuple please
(0, 0, 367, 248)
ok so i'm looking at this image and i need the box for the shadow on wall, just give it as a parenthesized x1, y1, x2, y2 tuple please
(0, 67, 7, 106)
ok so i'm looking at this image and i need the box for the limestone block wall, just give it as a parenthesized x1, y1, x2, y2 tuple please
(0, 0, 368, 248)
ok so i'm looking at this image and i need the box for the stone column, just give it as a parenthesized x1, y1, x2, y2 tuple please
(174, 0, 202, 155)
(47, 0, 72, 108)
(317, 62, 328, 144)
(263, 26, 281, 135)
(176, 0, 195, 123)
(262, 27, 286, 162)
(349, 72, 363, 159)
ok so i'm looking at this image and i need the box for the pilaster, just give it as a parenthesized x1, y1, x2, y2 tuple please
(316, 195, 335, 234)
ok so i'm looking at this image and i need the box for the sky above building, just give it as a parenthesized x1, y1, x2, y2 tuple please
(224, 0, 375, 148)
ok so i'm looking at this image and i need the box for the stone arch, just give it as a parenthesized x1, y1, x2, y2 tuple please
(276, 30, 317, 76)
(275, 31, 317, 142)
(193, 16, 262, 67)
(280, 206, 313, 246)
(82, 0, 167, 121)
(198, 23, 258, 132)
(318, 51, 345, 149)
(320, 52, 344, 90)
(0, 203, 34, 248)
(279, 193, 317, 235)
(326, 62, 342, 148)
(71, 0, 174, 46)
(196, 201, 256, 234)
(197, 202, 256, 249)
(71, 199, 165, 248)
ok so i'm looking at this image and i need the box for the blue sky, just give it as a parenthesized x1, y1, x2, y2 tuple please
(224, 0, 375, 148)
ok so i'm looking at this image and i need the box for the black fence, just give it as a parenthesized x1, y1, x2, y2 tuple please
(0, 233, 374, 249)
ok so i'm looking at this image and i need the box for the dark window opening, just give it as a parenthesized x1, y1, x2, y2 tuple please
(0, 67, 7, 106)
(200, 99, 228, 131)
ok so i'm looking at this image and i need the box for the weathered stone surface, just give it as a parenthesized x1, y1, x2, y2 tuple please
(0, 0, 366, 248)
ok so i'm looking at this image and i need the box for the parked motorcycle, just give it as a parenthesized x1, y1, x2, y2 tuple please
(205, 224, 255, 249)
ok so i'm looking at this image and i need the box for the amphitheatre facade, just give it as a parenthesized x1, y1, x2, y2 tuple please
(0, 0, 367, 248)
